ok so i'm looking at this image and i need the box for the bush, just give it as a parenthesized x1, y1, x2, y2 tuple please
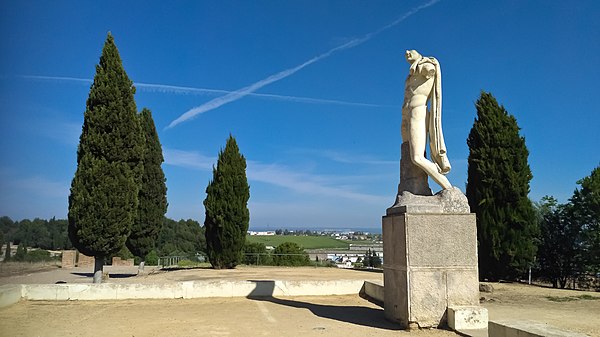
(243, 242, 272, 265)
(145, 250, 159, 266)
(24, 249, 53, 262)
(273, 242, 311, 266)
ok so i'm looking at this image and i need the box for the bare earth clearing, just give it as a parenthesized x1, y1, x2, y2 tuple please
(0, 266, 598, 336)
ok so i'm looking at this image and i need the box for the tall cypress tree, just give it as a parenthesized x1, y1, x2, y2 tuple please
(68, 33, 143, 283)
(126, 108, 168, 269)
(466, 91, 538, 281)
(204, 135, 250, 269)
(570, 165, 600, 275)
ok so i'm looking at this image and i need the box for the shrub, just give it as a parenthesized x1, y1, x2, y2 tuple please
(273, 242, 311, 266)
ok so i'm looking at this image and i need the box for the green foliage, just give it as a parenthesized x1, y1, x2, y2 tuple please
(24, 249, 53, 263)
(4, 240, 10, 262)
(14, 242, 27, 262)
(0, 216, 18, 243)
(68, 33, 144, 258)
(536, 196, 583, 288)
(570, 165, 600, 275)
(243, 242, 272, 265)
(363, 249, 382, 268)
(127, 108, 168, 259)
(466, 91, 538, 281)
(245, 235, 349, 249)
(10, 217, 72, 250)
(204, 135, 250, 269)
(157, 218, 205, 256)
(145, 250, 159, 266)
(14, 218, 50, 248)
(272, 242, 311, 266)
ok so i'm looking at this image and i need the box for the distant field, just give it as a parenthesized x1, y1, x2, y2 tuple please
(245, 235, 349, 249)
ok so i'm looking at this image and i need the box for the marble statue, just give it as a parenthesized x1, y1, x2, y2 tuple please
(401, 49, 452, 191)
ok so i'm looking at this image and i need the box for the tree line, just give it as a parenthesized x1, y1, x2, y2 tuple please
(1, 216, 206, 261)
(467, 91, 598, 289)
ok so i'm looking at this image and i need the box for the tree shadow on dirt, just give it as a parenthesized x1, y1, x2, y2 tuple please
(246, 280, 402, 331)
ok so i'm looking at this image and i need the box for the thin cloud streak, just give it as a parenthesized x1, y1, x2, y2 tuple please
(163, 148, 388, 204)
(167, 0, 441, 128)
(20, 75, 393, 108)
(163, 148, 216, 171)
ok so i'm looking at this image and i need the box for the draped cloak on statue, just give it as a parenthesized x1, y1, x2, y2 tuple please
(408, 56, 451, 175)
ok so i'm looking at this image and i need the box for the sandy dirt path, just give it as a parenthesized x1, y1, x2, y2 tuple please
(0, 295, 458, 337)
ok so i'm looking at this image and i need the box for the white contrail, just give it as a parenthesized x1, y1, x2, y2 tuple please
(20, 75, 391, 108)
(167, 0, 440, 128)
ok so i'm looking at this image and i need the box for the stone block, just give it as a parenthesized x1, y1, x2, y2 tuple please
(409, 269, 447, 326)
(383, 212, 482, 328)
(405, 214, 477, 267)
(76, 253, 94, 267)
(447, 306, 488, 330)
(111, 257, 134, 266)
(488, 320, 589, 337)
(61, 250, 76, 268)
(0, 285, 23, 308)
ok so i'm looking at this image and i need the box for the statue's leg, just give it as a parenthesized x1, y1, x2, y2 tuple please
(409, 106, 452, 190)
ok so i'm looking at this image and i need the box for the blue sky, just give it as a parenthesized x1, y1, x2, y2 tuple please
(1, 1, 598, 229)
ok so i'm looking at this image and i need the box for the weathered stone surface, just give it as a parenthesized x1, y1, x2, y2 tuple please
(448, 306, 488, 330)
(489, 320, 589, 337)
(479, 283, 494, 293)
(388, 186, 470, 215)
(61, 250, 76, 268)
(398, 141, 433, 196)
(382, 212, 483, 329)
(405, 214, 477, 267)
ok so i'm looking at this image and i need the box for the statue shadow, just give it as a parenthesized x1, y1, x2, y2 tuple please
(246, 280, 401, 331)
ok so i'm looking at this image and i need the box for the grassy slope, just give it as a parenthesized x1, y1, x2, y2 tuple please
(245, 235, 349, 249)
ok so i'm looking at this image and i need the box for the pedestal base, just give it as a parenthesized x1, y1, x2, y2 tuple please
(382, 212, 485, 329)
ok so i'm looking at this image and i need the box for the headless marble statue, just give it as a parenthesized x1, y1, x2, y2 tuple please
(389, 50, 469, 214)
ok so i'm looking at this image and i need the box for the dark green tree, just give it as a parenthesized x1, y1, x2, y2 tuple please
(15, 218, 51, 249)
(204, 135, 250, 269)
(570, 165, 600, 276)
(68, 33, 144, 283)
(14, 242, 27, 262)
(126, 108, 168, 270)
(157, 218, 205, 257)
(466, 91, 538, 281)
(536, 196, 583, 288)
(243, 242, 272, 265)
(3, 240, 10, 262)
(272, 242, 310, 266)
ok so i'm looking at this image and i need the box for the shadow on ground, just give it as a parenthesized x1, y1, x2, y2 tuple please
(246, 280, 402, 331)
(70, 272, 137, 279)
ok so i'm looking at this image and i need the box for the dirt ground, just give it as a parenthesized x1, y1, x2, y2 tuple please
(0, 295, 460, 337)
(0, 266, 599, 336)
(481, 282, 600, 336)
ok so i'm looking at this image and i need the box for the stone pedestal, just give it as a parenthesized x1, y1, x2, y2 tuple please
(382, 211, 482, 328)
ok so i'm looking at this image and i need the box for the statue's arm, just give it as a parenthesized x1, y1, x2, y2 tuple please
(418, 62, 436, 79)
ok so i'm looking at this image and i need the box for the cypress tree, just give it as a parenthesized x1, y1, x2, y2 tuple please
(4, 240, 11, 262)
(68, 33, 144, 283)
(466, 91, 538, 281)
(126, 108, 168, 271)
(570, 165, 600, 276)
(204, 135, 250, 269)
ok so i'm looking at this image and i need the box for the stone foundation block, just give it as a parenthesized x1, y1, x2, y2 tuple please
(447, 306, 488, 330)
